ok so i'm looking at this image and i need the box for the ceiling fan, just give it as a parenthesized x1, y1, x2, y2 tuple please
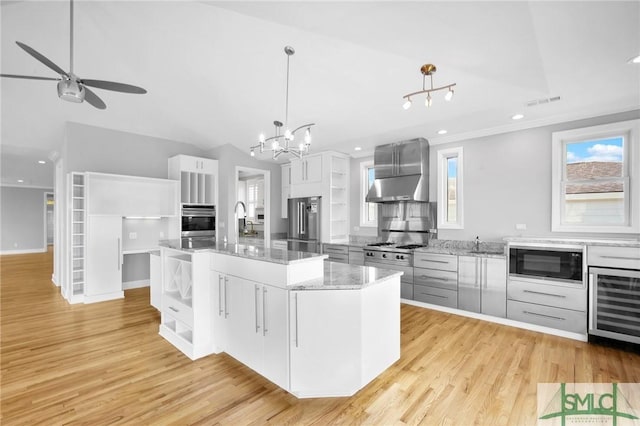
(0, 0, 146, 110)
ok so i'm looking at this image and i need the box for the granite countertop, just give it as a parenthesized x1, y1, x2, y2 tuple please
(289, 261, 403, 290)
(159, 239, 327, 265)
(504, 236, 640, 248)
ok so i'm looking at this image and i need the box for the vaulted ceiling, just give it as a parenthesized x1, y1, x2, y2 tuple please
(2, 1, 639, 187)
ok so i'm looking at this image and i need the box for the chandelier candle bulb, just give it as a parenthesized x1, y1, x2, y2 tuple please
(402, 99, 412, 110)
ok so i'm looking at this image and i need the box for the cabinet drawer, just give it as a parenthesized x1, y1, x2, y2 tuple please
(414, 268, 458, 291)
(507, 300, 587, 333)
(414, 253, 458, 272)
(327, 253, 349, 264)
(162, 294, 193, 327)
(414, 285, 457, 308)
(323, 244, 349, 255)
(401, 283, 413, 300)
(507, 279, 586, 312)
(272, 240, 288, 250)
(588, 245, 640, 269)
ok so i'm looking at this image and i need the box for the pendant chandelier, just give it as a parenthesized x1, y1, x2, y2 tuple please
(250, 46, 315, 159)
(402, 64, 456, 109)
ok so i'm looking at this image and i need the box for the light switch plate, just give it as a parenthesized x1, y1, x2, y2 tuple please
(129, 232, 137, 240)
(515, 224, 527, 230)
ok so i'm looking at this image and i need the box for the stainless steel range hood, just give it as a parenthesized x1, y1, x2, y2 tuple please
(365, 138, 429, 202)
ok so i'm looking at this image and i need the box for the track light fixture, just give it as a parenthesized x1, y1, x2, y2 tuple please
(250, 46, 315, 160)
(402, 64, 456, 110)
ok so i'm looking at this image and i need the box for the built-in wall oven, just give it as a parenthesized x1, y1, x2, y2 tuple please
(181, 204, 215, 238)
(509, 244, 584, 286)
(588, 245, 640, 344)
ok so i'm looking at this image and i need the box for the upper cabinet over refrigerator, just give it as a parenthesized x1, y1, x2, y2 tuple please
(169, 155, 219, 205)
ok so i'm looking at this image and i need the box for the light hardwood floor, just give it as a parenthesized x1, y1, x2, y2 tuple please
(1, 249, 638, 425)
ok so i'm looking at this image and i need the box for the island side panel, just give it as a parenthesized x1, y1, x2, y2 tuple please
(360, 275, 401, 386)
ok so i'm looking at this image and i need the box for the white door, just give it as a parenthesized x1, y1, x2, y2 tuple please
(86, 216, 122, 297)
(304, 156, 323, 183)
(289, 290, 360, 396)
(260, 285, 288, 389)
(211, 272, 228, 352)
(150, 252, 161, 309)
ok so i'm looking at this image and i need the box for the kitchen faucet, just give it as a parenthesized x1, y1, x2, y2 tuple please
(474, 236, 481, 252)
(234, 201, 246, 241)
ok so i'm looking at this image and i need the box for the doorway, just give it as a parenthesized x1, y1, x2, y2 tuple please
(44, 192, 54, 247)
(234, 166, 270, 246)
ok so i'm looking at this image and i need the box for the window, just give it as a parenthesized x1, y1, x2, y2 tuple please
(437, 147, 464, 229)
(552, 119, 639, 233)
(360, 160, 377, 227)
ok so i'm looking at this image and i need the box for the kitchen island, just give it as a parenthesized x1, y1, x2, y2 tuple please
(158, 240, 402, 398)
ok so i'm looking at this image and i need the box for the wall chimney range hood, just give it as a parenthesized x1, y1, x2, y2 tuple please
(365, 138, 429, 203)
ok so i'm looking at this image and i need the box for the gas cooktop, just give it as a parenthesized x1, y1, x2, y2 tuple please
(364, 242, 428, 253)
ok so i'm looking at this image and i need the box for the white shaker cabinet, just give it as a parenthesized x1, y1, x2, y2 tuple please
(85, 216, 123, 301)
(149, 250, 161, 309)
(281, 164, 291, 219)
(291, 155, 322, 185)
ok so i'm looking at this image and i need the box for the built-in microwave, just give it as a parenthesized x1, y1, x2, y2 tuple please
(509, 243, 584, 286)
(181, 204, 215, 238)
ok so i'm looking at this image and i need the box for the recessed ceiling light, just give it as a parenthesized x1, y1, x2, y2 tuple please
(38, 160, 46, 164)
(437, 129, 448, 135)
(512, 113, 524, 120)
(17, 179, 24, 183)
(354, 147, 362, 151)
(628, 55, 640, 64)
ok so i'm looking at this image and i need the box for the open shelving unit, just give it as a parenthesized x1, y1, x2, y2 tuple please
(68, 172, 86, 303)
(328, 156, 349, 242)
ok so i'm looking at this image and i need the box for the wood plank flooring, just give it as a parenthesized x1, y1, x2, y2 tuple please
(1, 249, 638, 425)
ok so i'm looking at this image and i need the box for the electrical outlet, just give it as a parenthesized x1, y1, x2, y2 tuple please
(13, 242, 18, 248)
(129, 232, 137, 240)
(353, 226, 360, 232)
(515, 224, 527, 231)
(159, 231, 165, 238)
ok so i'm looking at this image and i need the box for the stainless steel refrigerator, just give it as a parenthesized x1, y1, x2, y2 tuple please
(287, 196, 321, 253)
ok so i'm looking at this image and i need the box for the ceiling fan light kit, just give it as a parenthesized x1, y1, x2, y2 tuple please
(0, 0, 146, 110)
(402, 63, 456, 110)
(250, 45, 315, 160)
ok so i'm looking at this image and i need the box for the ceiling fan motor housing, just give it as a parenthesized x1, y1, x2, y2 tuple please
(57, 78, 85, 103)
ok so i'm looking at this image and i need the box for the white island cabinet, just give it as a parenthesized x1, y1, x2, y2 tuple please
(160, 240, 401, 398)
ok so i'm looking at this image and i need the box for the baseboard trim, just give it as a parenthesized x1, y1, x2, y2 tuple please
(84, 292, 124, 304)
(0, 248, 47, 255)
(123, 280, 150, 290)
(401, 299, 588, 342)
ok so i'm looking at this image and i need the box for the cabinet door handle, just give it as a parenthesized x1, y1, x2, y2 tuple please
(419, 275, 448, 281)
(169, 306, 179, 313)
(255, 285, 260, 333)
(600, 255, 640, 261)
(523, 310, 565, 321)
(218, 275, 223, 316)
(419, 259, 449, 264)
(294, 293, 299, 348)
(419, 291, 447, 299)
(523, 289, 566, 298)
(117, 238, 121, 271)
(263, 287, 267, 336)
(224, 276, 229, 318)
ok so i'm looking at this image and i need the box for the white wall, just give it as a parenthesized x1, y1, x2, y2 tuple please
(1, 186, 52, 253)
(350, 109, 640, 242)
(205, 144, 287, 242)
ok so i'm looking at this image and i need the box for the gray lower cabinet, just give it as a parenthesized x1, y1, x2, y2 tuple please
(323, 244, 349, 264)
(413, 252, 458, 308)
(458, 256, 506, 317)
(507, 300, 586, 333)
(348, 247, 364, 266)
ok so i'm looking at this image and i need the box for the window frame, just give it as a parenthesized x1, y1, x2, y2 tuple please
(551, 119, 639, 233)
(437, 146, 464, 229)
(359, 160, 377, 227)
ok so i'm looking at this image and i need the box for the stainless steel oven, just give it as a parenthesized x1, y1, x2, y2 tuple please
(181, 204, 215, 238)
(589, 267, 640, 344)
(509, 244, 584, 286)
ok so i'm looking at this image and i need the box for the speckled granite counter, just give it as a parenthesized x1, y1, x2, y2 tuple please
(290, 261, 403, 290)
(159, 239, 327, 265)
(415, 240, 506, 258)
(504, 236, 640, 248)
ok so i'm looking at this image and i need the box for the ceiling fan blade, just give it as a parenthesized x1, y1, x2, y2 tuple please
(0, 74, 60, 81)
(81, 79, 147, 94)
(83, 86, 106, 110)
(15, 41, 69, 78)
